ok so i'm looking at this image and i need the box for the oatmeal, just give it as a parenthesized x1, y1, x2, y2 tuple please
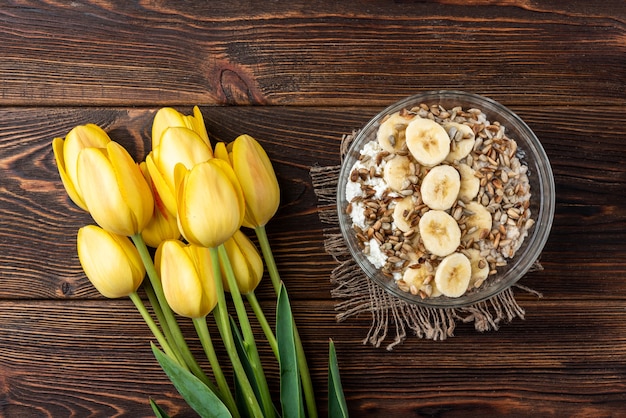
(345, 103, 534, 299)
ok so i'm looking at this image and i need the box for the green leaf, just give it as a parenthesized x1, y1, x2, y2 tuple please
(151, 343, 232, 418)
(276, 283, 303, 417)
(229, 315, 263, 414)
(328, 339, 349, 418)
(149, 399, 171, 418)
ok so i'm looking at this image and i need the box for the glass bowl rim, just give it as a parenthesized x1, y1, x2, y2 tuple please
(336, 90, 555, 308)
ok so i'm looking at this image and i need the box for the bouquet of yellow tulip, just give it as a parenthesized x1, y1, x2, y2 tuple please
(52, 107, 348, 418)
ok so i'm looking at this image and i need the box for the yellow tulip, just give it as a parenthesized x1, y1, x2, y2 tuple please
(213, 141, 231, 163)
(77, 141, 154, 236)
(175, 159, 245, 248)
(146, 126, 213, 216)
(156, 240, 217, 318)
(77, 225, 145, 298)
(221, 230, 264, 294)
(52, 124, 112, 211)
(231, 134, 280, 228)
(152, 106, 211, 150)
(139, 162, 180, 247)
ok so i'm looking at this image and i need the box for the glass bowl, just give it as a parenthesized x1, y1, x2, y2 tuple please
(336, 90, 555, 308)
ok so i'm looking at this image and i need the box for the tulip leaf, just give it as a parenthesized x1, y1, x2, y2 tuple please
(328, 339, 349, 418)
(231, 314, 281, 417)
(229, 315, 263, 414)
(276, 283, 304, 417)
(149, 399, 171, 418)
(151, 343, 232, 418)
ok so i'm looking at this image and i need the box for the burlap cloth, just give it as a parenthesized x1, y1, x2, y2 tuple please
(310, 132, 542, 350)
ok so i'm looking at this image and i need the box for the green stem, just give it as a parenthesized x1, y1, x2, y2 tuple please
(254, 226, 281, 294)
(128, 291, 177, 361)
(218, 245, 276, 418)
(255, 225, 318, 418)
(209, 246, 264, 418)
(144, 280, 216, 389)
(142, 281, 186, 367)
(246, 292, 279, 359)
(131, 234, 204, 376)
(193, 317, 239, 417)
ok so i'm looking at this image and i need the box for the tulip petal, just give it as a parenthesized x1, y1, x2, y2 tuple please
(188, 245, 218, 313)
(190, 106, 212, 150)
(159, 241, 216, 318)
(222, 230, 263, 294)
(232, 134, 280, 227)
(152, 107, 186, 149)
(158, 127, 213, 189)
(232, 230, 263, 285)
(52, 124, 111, 212)
(77, 225, 143, 298)
(221, 236, 245, 293)
(64, 124, 111, 189)
(213, 141, 231, 164)
(174, 163, 201, 245)
(78, 147, 135, 235)
(139, 161, 180, 246)
(113, 233, 146, 282)
(146, 154, 178, 216)
(177, 160, 243, 248)
(141, 202, 180, 248)
(107, 142, 154, 233)
(160, 240, 206, 318)
(211, 158, 245, 228)
(52, 137, 89, 211)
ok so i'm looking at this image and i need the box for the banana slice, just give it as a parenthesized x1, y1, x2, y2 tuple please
(401, 264, 431, 294)
(382, 154, 411, 192)
(463, 201, 493, 242)
(465, 248, 489, 288)
(405, 118, 451, 167)
(435, 252, 472, 297)
(457, 163, 480, 202)
(430, 281, 443, 297)
(418, 210, 461, 257)
(377, 112, 413, 154)
(444, 122, 475, 162)
(420, 165, 460, 210)
(392, 196, 416, 232)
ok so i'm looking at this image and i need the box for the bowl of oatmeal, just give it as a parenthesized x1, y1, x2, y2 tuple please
(337, 91, 554, 308)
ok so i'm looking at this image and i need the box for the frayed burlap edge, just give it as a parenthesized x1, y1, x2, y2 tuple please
(310, 132, 543, 350)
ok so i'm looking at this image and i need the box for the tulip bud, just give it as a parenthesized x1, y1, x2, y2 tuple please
(77, 141, 154, 236)
(221, 230, 264, 294)
(152, 106, 211, 151)
(230, 134, 280, 228)
(52, 124, 112, 211)
(175, 159, 245, 248)
(77, 225, 145, 298)
(156, 240, 218, 318)
(139, 162, 180, 247)
(146, 126, 213, 216)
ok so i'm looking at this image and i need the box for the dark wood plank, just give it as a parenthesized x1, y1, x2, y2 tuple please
(1, 299, 625, 417)
(0, 2, 623, 106)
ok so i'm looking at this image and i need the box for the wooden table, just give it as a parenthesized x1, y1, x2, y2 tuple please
(1, 1, 625, 416)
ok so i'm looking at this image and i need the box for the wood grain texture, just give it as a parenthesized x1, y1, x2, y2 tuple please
(0, 1, 624, 107)
(2, 299, 626, 417)
(0, 0, 625, 416)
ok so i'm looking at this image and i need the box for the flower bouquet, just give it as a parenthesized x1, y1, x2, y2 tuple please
(52, 107, 348, 417)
